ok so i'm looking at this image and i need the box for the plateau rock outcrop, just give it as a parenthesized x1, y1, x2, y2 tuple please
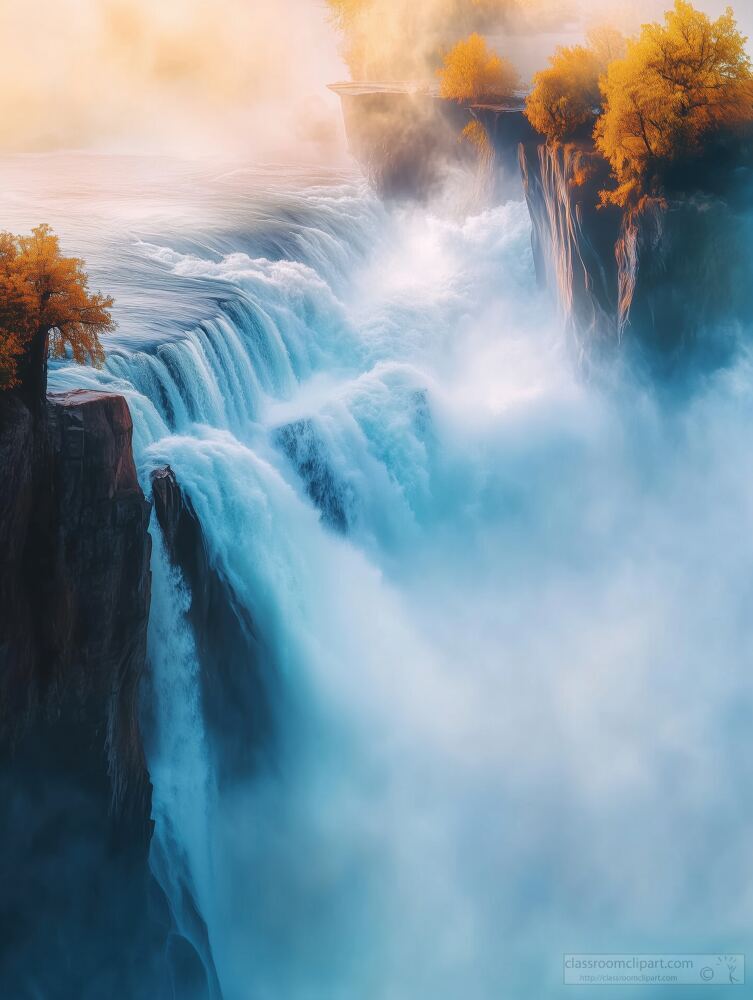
(330, 84, 537, 201)
(519, 135, 753, 374)
(0, 388, 169, 999)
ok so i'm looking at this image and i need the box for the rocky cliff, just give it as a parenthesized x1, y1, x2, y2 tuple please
(332, 89, 753, 371)
(519, 137, 753, 375)
(0, 388, 169, 999)
(151, 465, 273, 785)
(330, 84, 537, 202)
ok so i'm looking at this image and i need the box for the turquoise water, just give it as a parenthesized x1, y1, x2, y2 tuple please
(4, 153, 751, 999)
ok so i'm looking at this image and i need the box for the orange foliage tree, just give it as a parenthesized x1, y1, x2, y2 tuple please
(595, 1, 753, 206)
(438, 33, 519, 103)
(525, 27, 625, 142)
(0, 225, 114, 396)
(326, 0, 524, 80)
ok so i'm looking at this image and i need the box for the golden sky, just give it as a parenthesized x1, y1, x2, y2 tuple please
(0, 0, 748, 156)
(0, 0, 345, 157)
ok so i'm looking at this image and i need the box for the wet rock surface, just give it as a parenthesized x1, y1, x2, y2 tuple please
(0, 389, 169, 1000)
(151, 465, 274, 785)
(519, 138, 753, 375)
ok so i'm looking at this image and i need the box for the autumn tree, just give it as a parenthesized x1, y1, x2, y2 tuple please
(0, 225, 114, 400)
(438, 33, 519, 104)
(525, 45, 602, 141)
(525, 27, 626, 141)
(326, 0, 527, 79)
(587, 24, 628, 69)
(595, 1, 753, 206)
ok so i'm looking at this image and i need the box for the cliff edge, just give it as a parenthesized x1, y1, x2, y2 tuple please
(519, 137, 753, 374)
(0, 388, 168, 998)
(330, 84, 537, 201)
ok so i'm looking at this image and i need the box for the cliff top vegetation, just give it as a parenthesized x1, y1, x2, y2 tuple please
(596, 1, 753, 206)
(526, 2, 753, 207)
(438, 33, 519, 104)
(525, 27, 625, 141)
(0, 225, 113, 393)
(326, 0, 562, 80)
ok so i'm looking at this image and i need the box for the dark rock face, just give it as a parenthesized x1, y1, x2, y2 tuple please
(615, 195, 753, 370)
(334, 88, 753, 369)
(275, 419, 353, 534)
(151, 466, 273, 785)
(519, 144, 620, 352)
(335, 88, 473, 200)
(332, 86, 536, 202)
(519, 140, 753, 374)
(474, 106, 540, 199)
(150, 467, 273, 993)
(0, 389, 169, 999)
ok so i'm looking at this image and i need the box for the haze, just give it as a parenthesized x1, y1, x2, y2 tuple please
(0, 0, 749, 156)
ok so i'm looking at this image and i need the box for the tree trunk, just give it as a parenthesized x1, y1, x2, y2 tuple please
(16, 326, 50, 412)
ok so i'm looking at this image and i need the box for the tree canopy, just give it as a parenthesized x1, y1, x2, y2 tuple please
(326, 0, 544, 79)
(0, 225, 113, 392)
(438, 33, 519, 104)
(525, 27, 625, 142)
(595, 1, 753, 205)
(525, 44, 602, 141)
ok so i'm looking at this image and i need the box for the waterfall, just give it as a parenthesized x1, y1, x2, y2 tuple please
(45, 164, 753, 1000)
(519, 143, 619, 358)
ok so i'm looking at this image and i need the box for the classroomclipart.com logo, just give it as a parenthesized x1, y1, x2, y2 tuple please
(563, 954, 745, 986)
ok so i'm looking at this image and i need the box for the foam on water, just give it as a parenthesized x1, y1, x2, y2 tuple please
(36, 159, 753, 1000)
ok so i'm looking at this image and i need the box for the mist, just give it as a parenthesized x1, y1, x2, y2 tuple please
(3, 2, 753, 998)
(1, 0, 749, 156)
(579, 0, 753, 38)
(327, 0, 579, 79)
(0, 0, 346, 158)
(116, 188, 753, 999)
(17, 153, 748, 996)
(328, 0, 752, 88)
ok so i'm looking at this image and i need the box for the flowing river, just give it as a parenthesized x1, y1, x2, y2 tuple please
(2, 153, 751, 999)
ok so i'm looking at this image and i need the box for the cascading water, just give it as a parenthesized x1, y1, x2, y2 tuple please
(14, 153, 750, 999)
